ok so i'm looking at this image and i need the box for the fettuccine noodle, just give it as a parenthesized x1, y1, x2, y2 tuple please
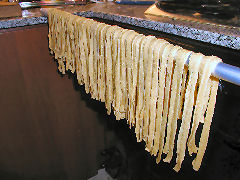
(48, 8, 222, 172)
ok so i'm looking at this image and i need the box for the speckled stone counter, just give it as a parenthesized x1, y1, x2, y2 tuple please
(0, 2, 239, 50)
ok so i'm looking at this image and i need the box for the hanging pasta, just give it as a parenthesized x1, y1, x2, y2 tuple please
(125, 31, 139, 127)
(133, 35, 146, 141)
(112, 28, 126, 120)
(174, 53, 203, 172)
(146, 39, 168, 152)
(163, 49, 192, 163)
(192, 57, 221, 171)
(128, 34, 144, 128)
(151, 43, 173, 157)
(48, 8, 222, 172)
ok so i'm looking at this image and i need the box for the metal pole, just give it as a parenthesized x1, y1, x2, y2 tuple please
(213, 63, 240, 86)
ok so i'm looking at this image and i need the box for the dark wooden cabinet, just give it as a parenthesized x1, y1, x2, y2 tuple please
(0, 25, 110, 180)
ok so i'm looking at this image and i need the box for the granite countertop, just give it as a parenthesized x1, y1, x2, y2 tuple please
(0, 2, 239, 50)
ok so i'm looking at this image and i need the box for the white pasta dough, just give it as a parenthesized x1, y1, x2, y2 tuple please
(48, 9, 222, 172)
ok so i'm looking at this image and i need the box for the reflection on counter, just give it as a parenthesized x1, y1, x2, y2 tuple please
(145, 1, 240, 28)
(19, 0, 87, 9)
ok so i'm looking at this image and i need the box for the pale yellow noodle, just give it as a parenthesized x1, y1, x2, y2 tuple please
(142, 36, 157, 141)
(155, 46, 183, 160)
(144, 38, 158, 146)
(119, 30, 136, 119)
(136, 36, 156, 142)
(111, 28, 125, 119)
(75, 18, 83, 85)
(173, 53, 203, 172)
(132, 35, 146, 141)
(163, 49, 192, 163)
(128, 34, 144, 127)
(105, 26, 120, 114)
(155, 45, 180, 163)
(81, 19, 93, 94)
(96, 24, 108, 102)
(93, 23, 106, 100)
(192, 57, 221, 171)
(89, 21, 100, 99)
(87, 21, 97, 98)
(178, 66, 188, 120)
(146, 39, 168, 151)
(150, 43, 171, 155)
(99, 25, 111, 101)
(125, 31, 139, 127)
(188, 57, 213, 155)
(114, 29, 128, 119)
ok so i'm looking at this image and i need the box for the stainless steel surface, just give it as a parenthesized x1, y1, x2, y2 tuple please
(214, 63, 240, 86)
(19, 1, 86, 9)
(185, 55, 240, 86)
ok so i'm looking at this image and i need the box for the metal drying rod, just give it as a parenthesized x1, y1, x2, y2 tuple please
(40, 9, 240, 86)
(212, 63, 240, 86)
(186, 56, 240, 86)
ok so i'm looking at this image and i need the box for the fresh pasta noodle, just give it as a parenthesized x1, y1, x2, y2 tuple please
(141, 36, 157, 141)
(114, 29, 128, 120)
(155, 44, 175, 162)
(192, 57, 221, 171)
(163, 49, 192, 163)
(151, 42, 171, 155)
(99, 24, 111, 101)
(146, 39, 168, 151)
(174, 53, 203, 172)
(88, 21, 99, 99)
(105, 26, 120, 114)
(136, 36, 156, 142)
(119, 30, 136, 120)
(128, 34, 144, 127)
(95, 23, 108, 101)
(92, 23, 102, 100)
(81, 19, 92, 94)
(48, 9, 222, 172)
(187, 56, 213, 155)
(133, 35, 146, 141)
(112, 28, 126, 119)
(75, 18, 82, 85)
(125, 31, 139, 127)
(144, 37, 158, 146)
(178, 66, 188, 120)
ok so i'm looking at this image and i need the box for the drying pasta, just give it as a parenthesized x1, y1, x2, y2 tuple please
(174, 53, 203, 172)
(163, 49, 192, 163)
(48, 8, 221, 172)
(146, 39, 167, 152)
(128, 34, 144, 127)
(153, 43, 173, 158)
(144, 37, 158, 147)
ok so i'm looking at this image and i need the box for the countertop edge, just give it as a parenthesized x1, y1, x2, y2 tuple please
(76, 11, 240, 50)
(0, 9, 239, 50)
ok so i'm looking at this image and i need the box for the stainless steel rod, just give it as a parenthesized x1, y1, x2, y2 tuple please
(213, 62, 240, 86)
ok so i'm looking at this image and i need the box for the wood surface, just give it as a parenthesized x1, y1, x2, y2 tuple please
(0, 24, 109, 180)
(0, 2, 22, 18)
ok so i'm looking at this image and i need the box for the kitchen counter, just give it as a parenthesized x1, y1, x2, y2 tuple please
(1, 3, 240, 180)
(0, 2, 239, 50)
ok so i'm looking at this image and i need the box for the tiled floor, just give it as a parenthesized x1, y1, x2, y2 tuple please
(88, 169, 114, 180)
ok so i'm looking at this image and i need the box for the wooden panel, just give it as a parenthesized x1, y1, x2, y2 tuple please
(0, 25, 107, 180)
